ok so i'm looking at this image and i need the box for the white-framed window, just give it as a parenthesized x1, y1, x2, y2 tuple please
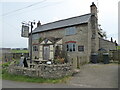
(65, 26, 76, 35)
(33, 45, 38, 51)
(66, 43, 76, 52)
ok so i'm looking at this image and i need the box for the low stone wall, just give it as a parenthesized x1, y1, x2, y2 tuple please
(8, 64, 73, 79)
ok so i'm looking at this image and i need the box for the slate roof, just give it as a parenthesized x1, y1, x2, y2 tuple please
(33, 13, 91, 33)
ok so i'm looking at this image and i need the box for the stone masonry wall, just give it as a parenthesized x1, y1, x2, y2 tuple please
(8, 64, 73, 79)
(31, 24, 91, 68)
(99, 38, 116, 51)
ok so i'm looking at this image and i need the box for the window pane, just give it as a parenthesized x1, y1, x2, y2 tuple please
(69, 43, 72, 52)
(65, 28, 69, 35)
(65, 27, 76, 35)
(78, 46, 84, 52)
(33, 46, 38, 51)
(67, 44, 69, 51)
(73, 44, 75, 51)
(66, 43, 76, 52)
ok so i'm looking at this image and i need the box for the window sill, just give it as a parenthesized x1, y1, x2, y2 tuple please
(65, 33, 77, 36)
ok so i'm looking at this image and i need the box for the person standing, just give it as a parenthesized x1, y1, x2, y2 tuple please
(19, 54, 24, 67)
(23, 57, 28, 67)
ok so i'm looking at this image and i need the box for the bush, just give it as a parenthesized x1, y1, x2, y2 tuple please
(2, 61, 11, 68)
(2, 60, 19, 74)
(53, 56, 65, 64)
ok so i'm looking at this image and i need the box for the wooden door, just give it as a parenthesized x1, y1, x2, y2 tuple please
(43, 46, 50, 60)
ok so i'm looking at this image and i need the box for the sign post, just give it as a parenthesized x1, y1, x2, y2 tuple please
(21, 21, 35, 64)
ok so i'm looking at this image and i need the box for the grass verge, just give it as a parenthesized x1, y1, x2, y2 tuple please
(10, 50, 28, 53)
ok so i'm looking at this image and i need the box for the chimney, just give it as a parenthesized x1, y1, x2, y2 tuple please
(37, 21, 41, 27)
(111, 37, 113, 42)
(90, 2, 98, 18)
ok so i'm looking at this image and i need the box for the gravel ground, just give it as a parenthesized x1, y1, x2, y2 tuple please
(2, 63, 119, 88)
(68, 63, 119, 88)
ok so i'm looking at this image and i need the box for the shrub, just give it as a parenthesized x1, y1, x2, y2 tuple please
(2, 61, 11, 68)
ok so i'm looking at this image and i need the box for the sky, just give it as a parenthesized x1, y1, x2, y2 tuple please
(0, 0, 119, 48)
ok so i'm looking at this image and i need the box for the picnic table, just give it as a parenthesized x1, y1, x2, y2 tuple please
(33, 59, 48, 64)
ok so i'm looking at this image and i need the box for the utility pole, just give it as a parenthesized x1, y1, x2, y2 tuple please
(30, 22, 35, 64)
(21, 21, 35, 64)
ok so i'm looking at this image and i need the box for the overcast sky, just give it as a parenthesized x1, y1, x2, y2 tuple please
(0, 0, 119, 48)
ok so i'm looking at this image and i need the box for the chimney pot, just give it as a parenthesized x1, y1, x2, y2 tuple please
(37, 21, 41, 27)
(92, 2, 95, 5)
(90, 2, 98, 18)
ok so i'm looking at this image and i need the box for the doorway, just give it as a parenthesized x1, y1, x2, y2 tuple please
(43, 46, 50, 60)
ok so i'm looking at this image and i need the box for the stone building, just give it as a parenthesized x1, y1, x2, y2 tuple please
(99, 38, 116, 52)
(29, 2, 116, 68)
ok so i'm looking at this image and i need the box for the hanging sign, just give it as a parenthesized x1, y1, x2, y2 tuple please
(21, 25, 29, 38)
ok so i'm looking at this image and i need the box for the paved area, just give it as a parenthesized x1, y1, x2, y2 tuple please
(2, 64, 119, 88)
(68, 64, 118, 88)
(2, 80, 78, 88)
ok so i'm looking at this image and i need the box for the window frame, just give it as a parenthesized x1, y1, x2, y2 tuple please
(66, 43, 76, 52)
(65, 26, 76, 36)
(33, 45, 38, 51)
(78, 45, 84, 52)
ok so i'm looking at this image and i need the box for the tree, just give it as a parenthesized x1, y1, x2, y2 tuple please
(98, 25, 107, 39)
(102, 31, 107, 39)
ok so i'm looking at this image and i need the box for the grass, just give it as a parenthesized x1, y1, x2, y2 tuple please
(116, 46, 120, 50)
(10, 50, 28, 53)
(2, 61, 11, 68)
(2, 71, 70, 83)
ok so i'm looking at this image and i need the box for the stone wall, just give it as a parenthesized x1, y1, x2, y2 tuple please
(99, 38, 116, 51)
(109, 50, 120, 61)
(8, 64, 73, 79)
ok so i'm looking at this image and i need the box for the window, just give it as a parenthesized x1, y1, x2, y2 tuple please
(78, 46, 84, 52)
(66, 43, 76, 52)
(33, 46, 38, 51)
(67, 44, 69, 51)
(32, 34, 39, 40)
(65, 26, 76, 35)
(73, 44, 75, 51)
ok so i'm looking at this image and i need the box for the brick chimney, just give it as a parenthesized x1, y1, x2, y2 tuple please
(37, 21, 41, 27)
(90, 2, 98, 18)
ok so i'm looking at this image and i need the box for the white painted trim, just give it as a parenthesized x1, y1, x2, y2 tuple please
(47, 40, 52, 44)
(41, 41, 45, 44)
